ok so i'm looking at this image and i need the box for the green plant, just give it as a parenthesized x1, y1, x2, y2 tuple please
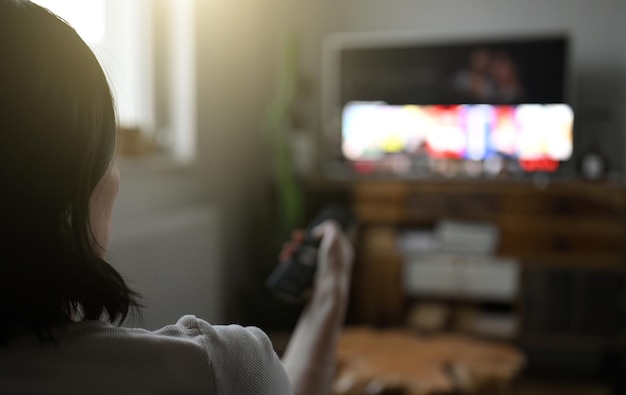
(266, 33, 304, 232)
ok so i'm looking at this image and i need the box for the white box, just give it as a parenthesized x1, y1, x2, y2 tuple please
(403, 253, 519, 302)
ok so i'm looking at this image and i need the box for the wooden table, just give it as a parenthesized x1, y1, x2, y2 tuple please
(334, 328, 525, 395)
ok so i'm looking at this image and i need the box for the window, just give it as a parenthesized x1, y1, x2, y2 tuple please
(31, 0, 106, 43)
(31, 0, 197, 162)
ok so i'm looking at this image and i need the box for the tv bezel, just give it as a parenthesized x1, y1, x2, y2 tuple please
(320, 30, 574, 179)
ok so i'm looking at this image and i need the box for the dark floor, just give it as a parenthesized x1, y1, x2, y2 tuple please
(514, 379, 610, 395)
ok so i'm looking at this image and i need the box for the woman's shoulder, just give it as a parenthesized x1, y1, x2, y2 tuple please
(156, 316, 293, 394)
(77, 315, 282, 364)
(4, 316, 293, 395)
(165, 316, 276, 352)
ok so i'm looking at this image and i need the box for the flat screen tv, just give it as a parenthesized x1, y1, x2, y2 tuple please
(321, 32, 572, 178)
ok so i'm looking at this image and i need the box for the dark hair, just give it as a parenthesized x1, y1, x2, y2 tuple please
(0, 0, 140, 342)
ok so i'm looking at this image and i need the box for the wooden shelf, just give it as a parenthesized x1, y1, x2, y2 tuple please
(305, 180, 626, 330)
(348, 179, 626, 265)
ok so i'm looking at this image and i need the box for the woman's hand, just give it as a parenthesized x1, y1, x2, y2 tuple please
(279, 221, 354, 296)
(311, 220, 354, 289)
(281, 221, 355, 395)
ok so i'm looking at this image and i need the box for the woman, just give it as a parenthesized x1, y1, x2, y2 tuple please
(0, 1, 354, 394)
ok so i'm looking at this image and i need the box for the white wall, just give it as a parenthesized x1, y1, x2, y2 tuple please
(289, 0, 626, 174)
(110, 0, 289, 327)
(194, 0, 290, 322)
(110, 206, 223, 329)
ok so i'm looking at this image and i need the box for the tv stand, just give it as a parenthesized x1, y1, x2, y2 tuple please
(306, 178, 626, 373)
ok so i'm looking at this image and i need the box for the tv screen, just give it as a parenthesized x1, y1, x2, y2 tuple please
(343, 102, 573, 173)
(322, 33, 571, 176)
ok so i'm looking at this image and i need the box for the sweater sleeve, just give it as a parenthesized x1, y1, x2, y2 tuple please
(175, 315, 293, 395)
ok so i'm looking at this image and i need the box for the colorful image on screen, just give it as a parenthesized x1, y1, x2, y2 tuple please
(342, 102, 573, 174)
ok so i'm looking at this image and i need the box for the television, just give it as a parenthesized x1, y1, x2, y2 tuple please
(321, 32, 572, 178)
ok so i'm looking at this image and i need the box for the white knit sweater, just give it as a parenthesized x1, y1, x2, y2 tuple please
(0, 315, 293, 394)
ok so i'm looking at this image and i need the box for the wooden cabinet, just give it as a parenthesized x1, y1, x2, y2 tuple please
(352, 180, 626, 264)
(307, 179, 626, 339)
(300, 178, 626, 388)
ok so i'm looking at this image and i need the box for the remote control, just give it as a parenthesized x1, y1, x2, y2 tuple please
(266, 206, 355, 303)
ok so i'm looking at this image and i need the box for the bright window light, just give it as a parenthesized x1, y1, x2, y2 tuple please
(30, 0, 106, 44)
(29, 0, 197, 162)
